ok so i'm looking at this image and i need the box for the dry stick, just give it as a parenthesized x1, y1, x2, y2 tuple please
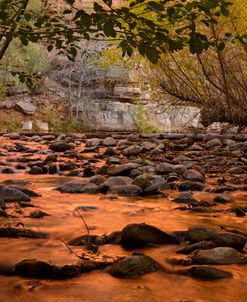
(59, 238, 81, 259)
(68, 202, 90, 244)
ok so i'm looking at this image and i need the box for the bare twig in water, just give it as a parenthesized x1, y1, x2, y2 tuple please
(59, 238, 81, 259)
(68, 202, 90, 241)
(68, 202, 99, 253)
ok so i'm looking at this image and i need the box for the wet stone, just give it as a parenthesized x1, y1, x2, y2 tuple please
(183, 266, 232, 280)
(176, 241, 216, 254)
(213, 194, 231, 204)
(0, 186, 31, 202)
(28, 210, 49, 218)
(50, 142, 73, 152)
(108, 184, 141, 196)
(108, 254, 157, 278)
(121, 223, 179, 249)
(191, 247, 247, 265)
(187, 226, 246, 250)
(29, 166, 44, 175)
(0, 227, 47, 239)
(183, 169, 205, 183)
(178, 181, 205, 191)
(123, 145, 143, 157)
(15, 259, 55, 278)
(173, 192, 198, 204)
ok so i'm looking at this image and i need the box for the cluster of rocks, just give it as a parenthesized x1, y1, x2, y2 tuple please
(0, 131, 246, 282)
(1, 222, 246, 280)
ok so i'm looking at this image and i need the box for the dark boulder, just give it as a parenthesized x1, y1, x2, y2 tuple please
(0, 186, 30, 202)
(121, 223, 179, 249)
(108, 254, 157, 278)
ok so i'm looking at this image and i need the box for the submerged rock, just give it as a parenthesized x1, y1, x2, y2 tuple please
(173, 192, 197, 204)
(58, 182, 85, 193)
(108, 184, 141, 196)
(0, 227, 47, 239)
(176, 241, 216, 254)
(101, 176, 132, 192)
(108, 254, 157, 278)
(14, 259, 112, 279)
(50, 142, 72, 152)
(108, 163, 139, 176)
(191, 247, 247, 265)
(28, 210, 49, 218)
(15, 259, 55, 278)
(121, 223, 179, 249)
(182, 265, 232, 280)
(187, 226, 246, 250)
(68, 234, 103, 246)
(0, 186, 31, 202)
(178, 181, 205, 191)
(183, 169, 205, 182)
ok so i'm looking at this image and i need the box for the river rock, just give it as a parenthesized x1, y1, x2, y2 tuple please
(184, 265, 232, 280)
(1, 167, 15, 174)
(187, 144, 203, 151)
(58, 181, 85, 193)
(16, 99, 36, 115)
(108, 184, 141, 196)
(183, 169, 205, 182)
(68, 234, 103, 246)
(108, 163, 139, 176)
(132, 174, 152, 189)
(0, 186, 31, 202)
(206, 138, 222, 149)
(213, 194, 231, 203)
(108, 255, 157, 278)
(86, 138, 101, 147)
(156, 162, 175, 174)
(50, 142, 72, 152)
(187, 226, 246, 250)
(0, 199, 6, 210)
(121, 223, 179, 249)
(88, 175, 106, 186)
(228, 167, 246, 174)
(173, 192, 197, 204)
(174, 165, 187, 174)
(123, 145, 143, 157)
(0, 227, 47, 239)
(191, 247, 247, 265)
(176, 241, 216, 254)
(103, 137, 116, 146)
(127, 134, 140, 142)
(56, 264, 81, 279)
(104, 147, 119, 156)
(28, 210, 49, 218)
(101, 176, 132, 192)
(81, 183, 100, 194)
(29, 166, 44, 175)
(178, 181, 205, 191)
(15, 259, 55, 278)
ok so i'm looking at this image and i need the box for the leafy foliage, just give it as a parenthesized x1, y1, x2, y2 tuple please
(0, 0, 239, 65)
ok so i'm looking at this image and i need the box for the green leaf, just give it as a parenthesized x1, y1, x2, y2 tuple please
(146, 47, 159, 63)
(221, 5, 229, 17)
(103, 21, 116, 37)
(147, 1, 164, 11)
(63, 9, 72, 14)
(218, 41, 225, 51)
(167, 7, 175, 18)
(189, 34, 204, 54)
(94, 3, 104, 13)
